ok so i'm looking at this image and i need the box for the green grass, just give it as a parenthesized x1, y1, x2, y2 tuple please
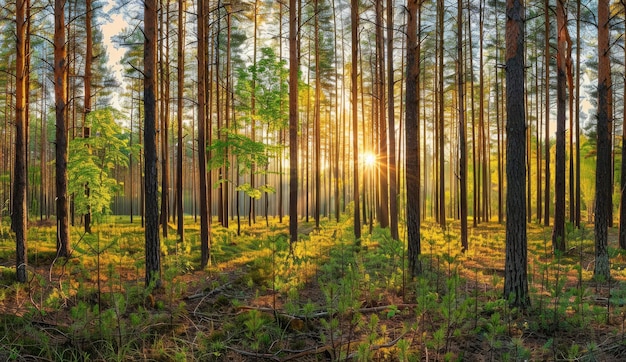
(1, 216, 626, 360)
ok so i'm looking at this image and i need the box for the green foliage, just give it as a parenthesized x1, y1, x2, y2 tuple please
(68, 107, 131, 219)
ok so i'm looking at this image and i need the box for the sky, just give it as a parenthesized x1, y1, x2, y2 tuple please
(101, 4, 127, 109)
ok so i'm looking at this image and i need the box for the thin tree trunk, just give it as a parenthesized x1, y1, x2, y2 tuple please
(83, 0, 93, 234)
(437, 0, 446, 228)
(176, 0, 185, 241)
(387, 0, 398, 240)
(289, 0, 299, 244)
(160, 0, 171, 238)
(543, 0, 551, 227)
(376, 0, 389, 229)
(351, 0, 362, 242)
(457, 0, 467, 252)
(314, 0, 321, 229)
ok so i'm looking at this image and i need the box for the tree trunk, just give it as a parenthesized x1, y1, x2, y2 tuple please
(83, 0, 93, 234)
(160, 0, 171, 238)
(289, 0, 299, 244)
(176, 0, 185, 242)
(543, 0, 551, 227)
(376, 0, 389, 229)
(351, 0, 362, 243)
(314, 0, 321, 229)
(616, 2, 626, 249)
(552, 0, 568, 252)
(387, 0, 398, 240)
(144, 0, 162, 286)
(55, 0, 70, 257)
(13, 0, 29, 283)
(406, 0, 421, 276)
(198, 0, 211, 268)
(504, 0, 530, 309)
(437, 0, 446, 228)
(457, 0, 467, 252)
(594, 0, 612, 280)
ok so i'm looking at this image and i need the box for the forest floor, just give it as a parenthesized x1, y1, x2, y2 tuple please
(2, 216, 626, 361)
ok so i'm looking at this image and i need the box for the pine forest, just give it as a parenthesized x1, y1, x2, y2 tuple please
(2, 0, 626, 360)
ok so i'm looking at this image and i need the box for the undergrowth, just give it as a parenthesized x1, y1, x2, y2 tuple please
(1, 216, 626, 360)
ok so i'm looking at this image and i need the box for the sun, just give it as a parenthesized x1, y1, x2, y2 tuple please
(363, 152, 377, 167)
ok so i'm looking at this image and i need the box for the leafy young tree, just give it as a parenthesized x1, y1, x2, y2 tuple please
(68, 108, 129, 222)
(504, 0, 530, 309)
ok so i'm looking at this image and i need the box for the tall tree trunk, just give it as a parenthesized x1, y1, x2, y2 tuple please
(620, 11, 626, 249)
(289, 0, 299, 244)
(504, 0, 529, 309)
(249, 0, 259, 225)
(351, 0, 362, 242)
(387, 0, 398, 240)
(437, 0, 446, 228)
(55, 0, 70, 257)
(144, 0, 162, 286)
(223, 4, 231, 228)
(176, 0, 185, 241)
(314, 0, 321, 229)
(83, 0, 93, 234)
(543, 0, 551, 227)
(457, 0, 467, 252)
(406, 0, 421, 276)
(160, 0, 171, 238)
(376, 0, 389, 229)
(552, 0, 568, 252)
(594, 0, 612, 280)
(574, 0, 581, 227)
(198, 0, 211, 268)
(13, 0, 29, 283)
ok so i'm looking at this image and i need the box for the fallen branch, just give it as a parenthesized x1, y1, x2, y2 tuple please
(345, 330, 410, 360)
(190, 282, 232, 316)
(225, 346, 281, 361)
(237, 303, 417, 320)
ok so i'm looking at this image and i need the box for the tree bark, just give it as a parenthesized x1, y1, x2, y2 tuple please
(176, 0, 185, 242)
(351, 0, 362, 242)
(504, 0, 530, 309)
(198, 0, 211, 268)
(13, 0, 29, 283)
(159, 0, 171, 238)
(83, 0, 93, 234)
(144, 0, 162, 286)
(55, 0, 70, 257)
(594, 0, 612, 280)
(289, 0, 299, 244)
(406, 0, 421, 276)
(457, 0, 467, 252)
(552, 0, 568, 252)
(376, 0, 389, 229)
(543, 0, 550, 227)
(387, 0, 398, 240)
